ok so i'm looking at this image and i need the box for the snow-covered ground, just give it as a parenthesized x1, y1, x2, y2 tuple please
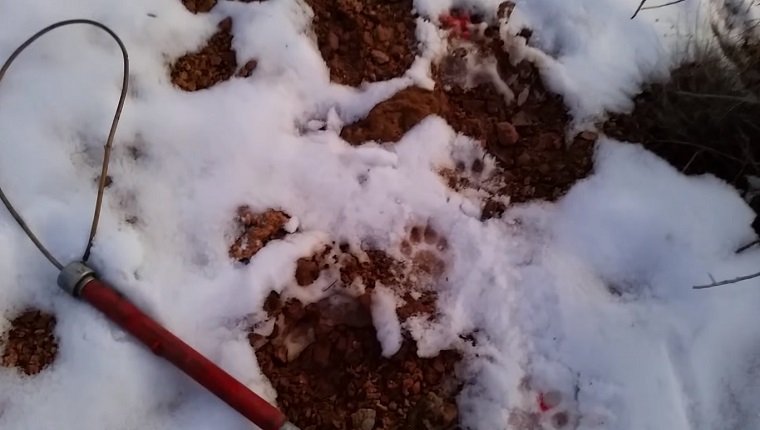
(1, 0, 759, 429)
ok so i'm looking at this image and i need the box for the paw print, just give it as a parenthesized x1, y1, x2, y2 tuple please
(508, 376, 579, 430)
(439, 135, 510, 220)
(400, 223, 448, 279)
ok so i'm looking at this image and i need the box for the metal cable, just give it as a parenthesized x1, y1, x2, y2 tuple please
(0, 19, 129, 270)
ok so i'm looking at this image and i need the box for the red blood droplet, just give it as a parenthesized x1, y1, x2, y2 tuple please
(537, 390, 562, 412)
(440, 11, 472, 33)
(538, 393, 550, 412)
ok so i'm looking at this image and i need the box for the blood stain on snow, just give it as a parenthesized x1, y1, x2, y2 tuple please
(306, 0, 417, 86)
(1, 309, 58, 375)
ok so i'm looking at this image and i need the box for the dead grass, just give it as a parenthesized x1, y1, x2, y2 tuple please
(606, 2, 760, 193)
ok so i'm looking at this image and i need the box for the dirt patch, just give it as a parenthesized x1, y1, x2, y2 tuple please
(247, 223, 459, 429)
(341, 87, 449, 144)
(180, 0, 217, 13)
(229, 206, 291, 264)
(254, 294, 461, 430)
(170, 17, 238, 91)
(443, 17, 596, 207)
(306, 0, 417, 86)
(1, 309, 58, 375)
(290, 223, 448, 318)
(443, 81, 594, 206)
(340, 9, 594, 214)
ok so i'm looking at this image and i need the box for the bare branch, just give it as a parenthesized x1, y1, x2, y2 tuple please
(632, 0, 687, 18)
(673, 90, 760, 104)
(641, 0, 688, 11)
(681, 149, 702, 173)
(632, 0, 648, 19)
(653, 139, 746, 163)
(737, 239, 760, 253)
(693, 270, 760, 289)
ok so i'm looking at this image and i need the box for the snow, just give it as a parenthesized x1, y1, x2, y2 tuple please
(371, 286, 403, 357)
(442, 140, 760, 429)
(413, 0, 722, 126)
(0, 0, 759, 430)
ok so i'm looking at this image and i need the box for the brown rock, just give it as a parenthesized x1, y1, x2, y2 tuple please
(273, 345, 288, 364)
(371, 49, 390, 64)
(295, 258, 320, 286)
(441, 402, 459, 426)
(517, 151, 532, 166)
(486, 100, 501, 115)
(312, 341, 331, 368)
(538, 132, 563, 150)
(374, 25, 394, 43)
(496, 121, 519, 146)
(236, 59, 258, 78)
(424, 367, 442, 385)
(328, 31, 340, 51)
(516, 86, 530, 106)
(577, 130, 599, 141)
(362, 31, 373, 45)
(351, 408, 377, 430)
(283, 300, 306, 321)
(512, 110, 537, 126)
(217, 17, 232, 32)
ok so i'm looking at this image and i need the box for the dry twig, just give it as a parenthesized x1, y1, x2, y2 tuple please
(642, 0, 688, 11)
(674, 90, 760, 104)
(632, 0, 648, 18)
(632, 0, 688, 18)
(653, 139, 746, 163)
(736, 239, 760, 253)
(693, 270, 760, 289)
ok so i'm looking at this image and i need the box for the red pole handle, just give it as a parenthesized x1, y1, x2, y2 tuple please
(78, 278, 290, 430)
